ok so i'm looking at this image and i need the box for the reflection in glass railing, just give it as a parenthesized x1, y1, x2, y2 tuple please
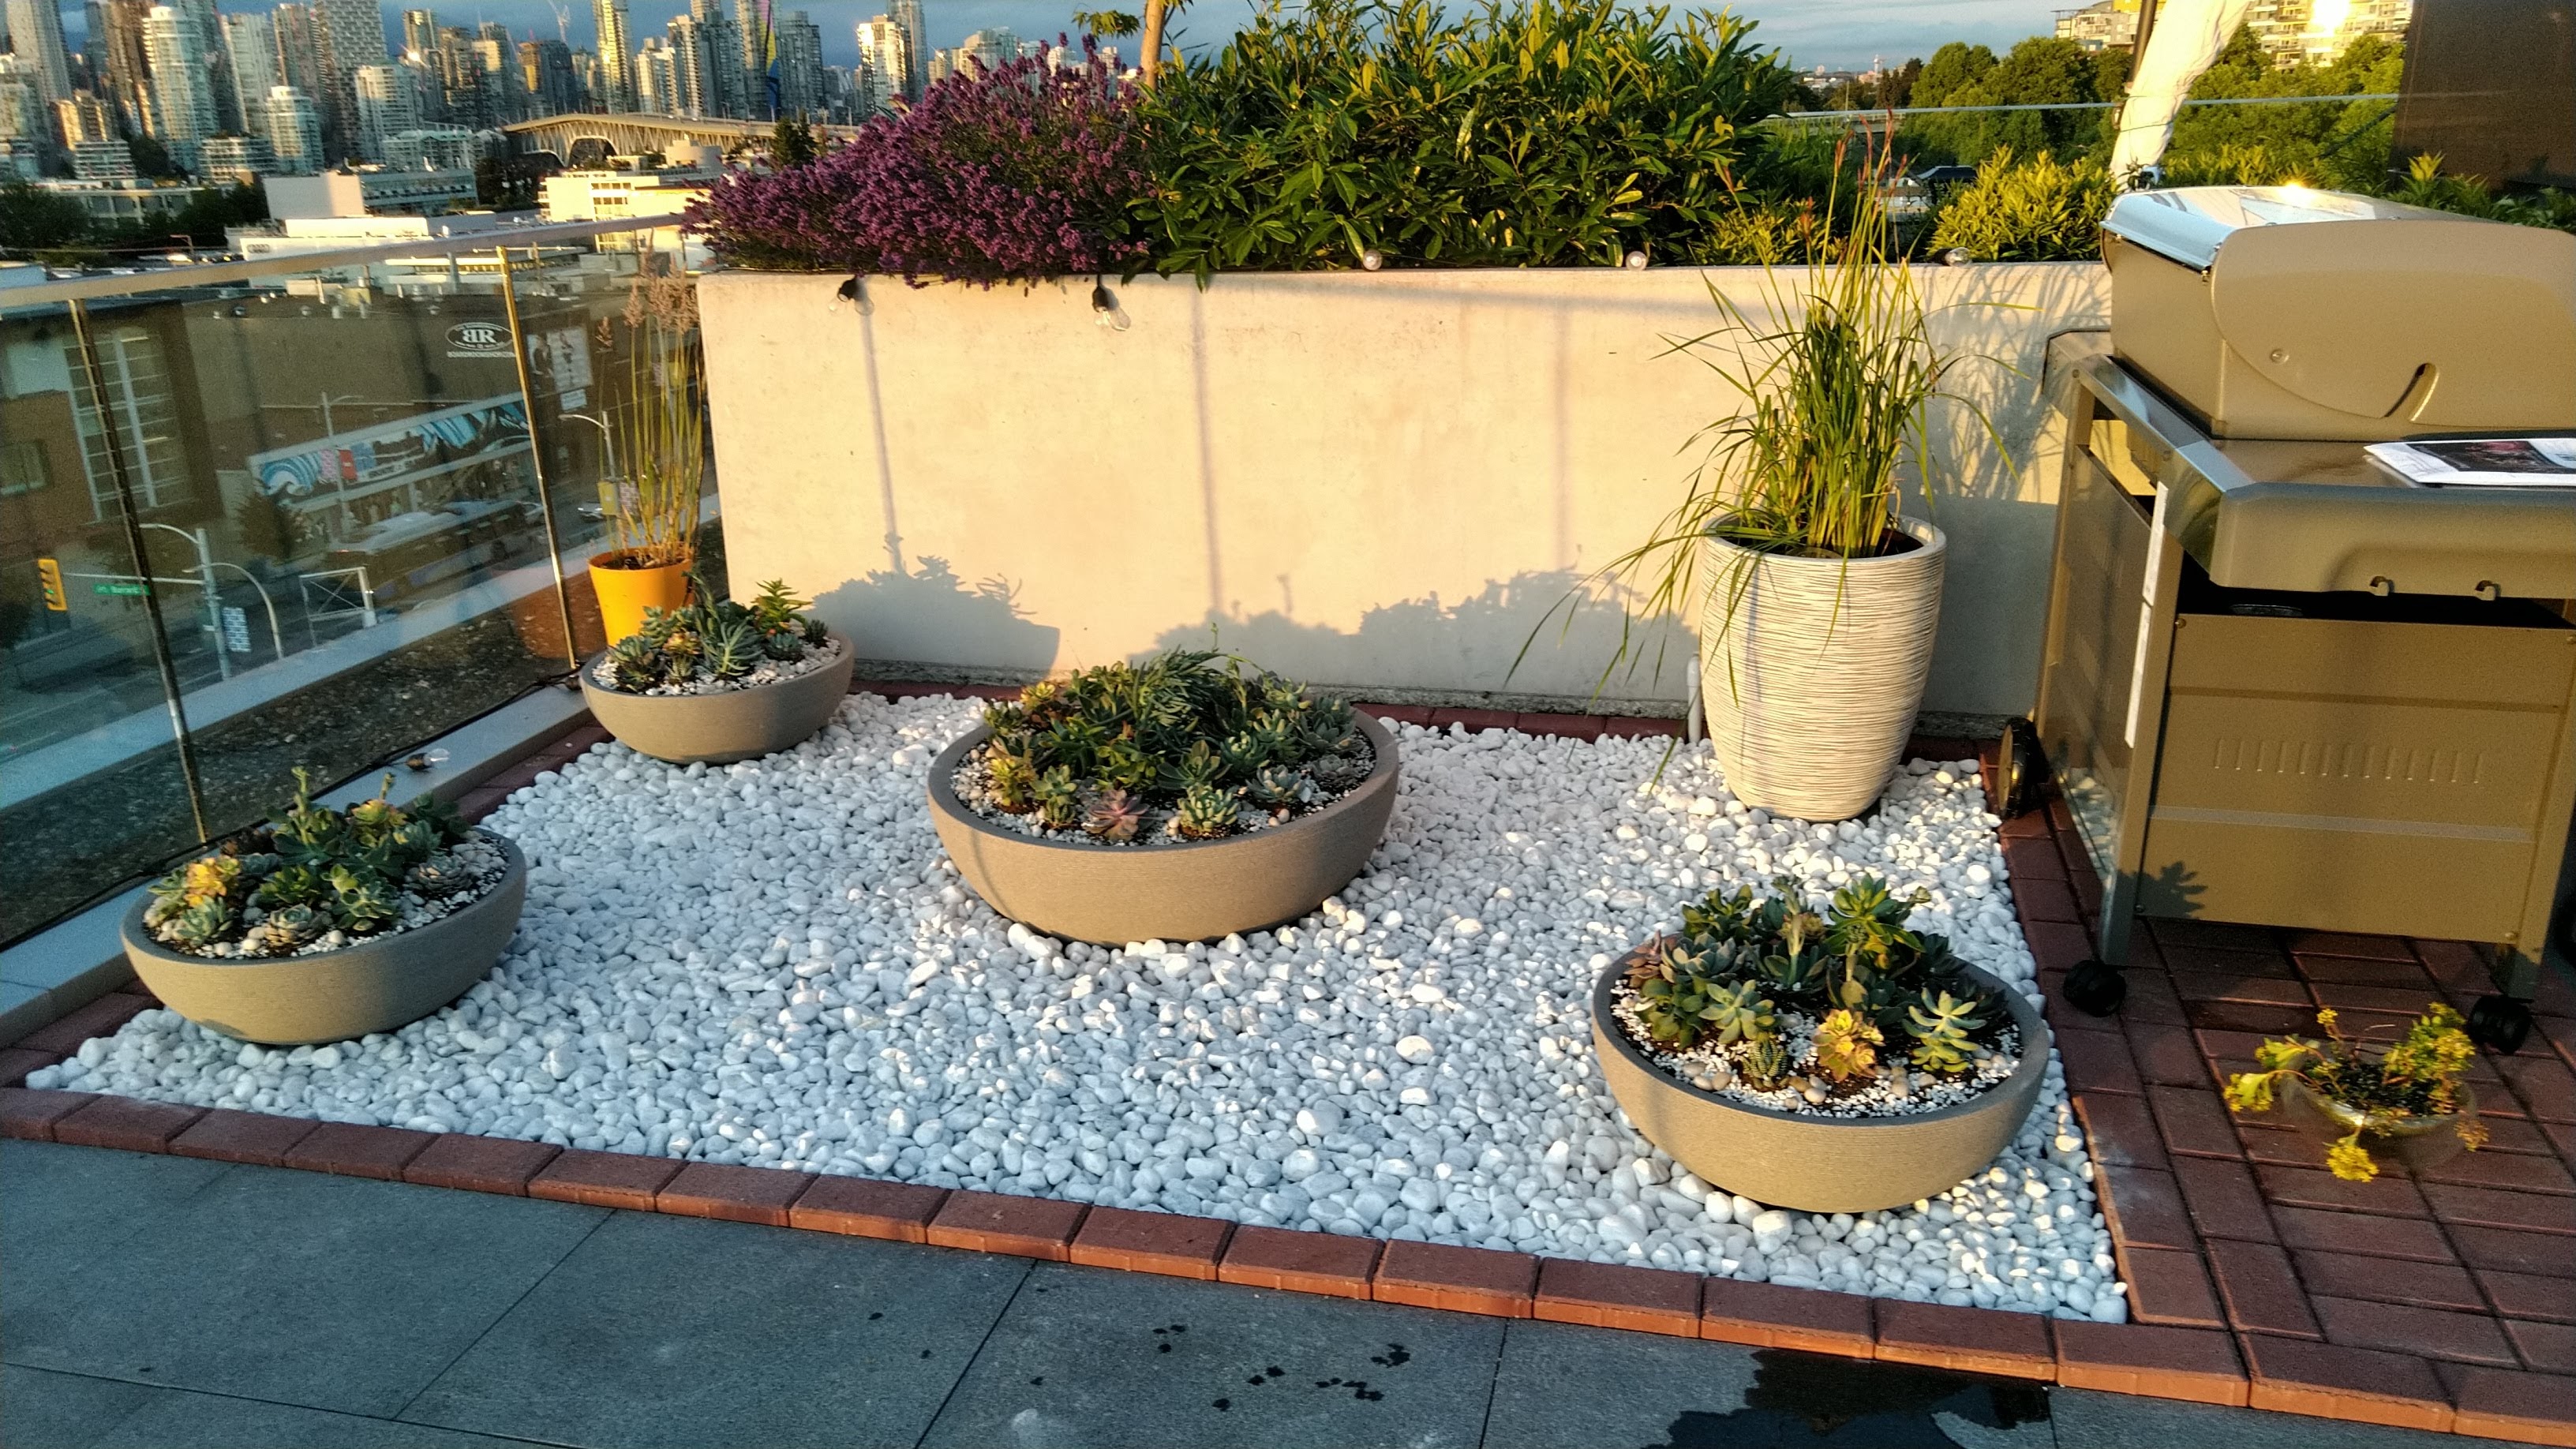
(0, 221, 716, 945)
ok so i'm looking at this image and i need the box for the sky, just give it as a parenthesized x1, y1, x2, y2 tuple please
(112, 0, 2061, 76)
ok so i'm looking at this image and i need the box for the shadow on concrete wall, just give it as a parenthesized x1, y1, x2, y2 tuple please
(1145, 567, 1694, 713)
(814, 556, 1061, 682)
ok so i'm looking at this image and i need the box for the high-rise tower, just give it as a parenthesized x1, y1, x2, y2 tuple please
(591, 0, 633, 110)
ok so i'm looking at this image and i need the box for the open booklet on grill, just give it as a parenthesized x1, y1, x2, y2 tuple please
(2366, 436, 2576, 487)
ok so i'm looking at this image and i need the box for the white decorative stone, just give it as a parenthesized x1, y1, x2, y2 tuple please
(58, 694, 2109, 1314)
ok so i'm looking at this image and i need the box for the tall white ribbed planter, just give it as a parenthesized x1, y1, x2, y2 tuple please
(1698, 517, 1947, 822)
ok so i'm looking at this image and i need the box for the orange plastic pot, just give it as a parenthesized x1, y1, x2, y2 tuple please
(588, 549, 690, 646)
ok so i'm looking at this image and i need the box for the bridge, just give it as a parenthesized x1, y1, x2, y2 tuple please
(502, 113, 864, 167)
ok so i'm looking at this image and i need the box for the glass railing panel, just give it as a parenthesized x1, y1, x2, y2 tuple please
(0, 225, 711, 945)
(1, 300, 214, 939)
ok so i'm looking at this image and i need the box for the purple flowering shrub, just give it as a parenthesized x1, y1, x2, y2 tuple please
(689, 41, 1148, 283)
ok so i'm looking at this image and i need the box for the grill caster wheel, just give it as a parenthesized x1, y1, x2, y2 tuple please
(2466, 994, 2533, 1054)
(2061, 958, 2127, 1018)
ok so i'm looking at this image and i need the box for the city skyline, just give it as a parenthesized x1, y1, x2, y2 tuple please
(34, 0, 2072, 77)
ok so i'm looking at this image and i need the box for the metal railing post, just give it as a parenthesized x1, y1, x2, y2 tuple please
(495, 244, 583, 675)
(69, 298, 212, 844)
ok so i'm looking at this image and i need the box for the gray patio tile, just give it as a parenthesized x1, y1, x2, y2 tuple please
(0, 1141, 230, 1303)
(1, 1156, 605, 1420)
(1484, 1322, 2054, 1449)
(94, 1385, 550, 1448)
(0, 1365, 157, 1449)
(919, 1260, 1505, 1449)
(2048, 1387, 2530, 1449)
(399, 1211, 1028, 1449)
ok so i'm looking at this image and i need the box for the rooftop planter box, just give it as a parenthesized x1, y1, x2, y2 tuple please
(698, 262, 2106, 719)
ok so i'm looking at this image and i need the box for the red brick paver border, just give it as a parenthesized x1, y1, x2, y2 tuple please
(1372, 1240, 1537, 1318)
(1699, 1277, 1875, 1357)
(404, 1134, 562, 1195)
(168, 1108, 316, 1167)
(788, 1176, 947, 1241)
(1532, 1259, 1702, 1337)
(52, 1096, 204, 1153)
(2053, 1320, 2248, 1407)
(280, 1122, 436, 1181)
(1070, 1207, 1234, 1279)
(926, 1189, 1086, 1260)
(529, 1148, 681, 1209)
(1216, 1225, 1380, 1299)
(658, 1163, 814, 1226)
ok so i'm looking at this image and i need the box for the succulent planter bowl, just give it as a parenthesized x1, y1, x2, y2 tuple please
(579, 634, 857, 765)
(927, 712, 1400, 945)
(2278, 1076, 2480, 1176)
(1591, 951, 2048, 1213)
(120, 837, 529, 1046)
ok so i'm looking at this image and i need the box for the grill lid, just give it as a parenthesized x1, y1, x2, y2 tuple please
(2102, 186, 2453, 271)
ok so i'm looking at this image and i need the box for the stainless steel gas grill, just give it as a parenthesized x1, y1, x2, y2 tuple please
(2031, 186, 2576, 1034)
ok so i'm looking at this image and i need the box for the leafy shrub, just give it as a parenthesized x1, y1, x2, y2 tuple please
(1130, 0, 1798, 274)
(596, 579, 832, 693)
(142, 771, 491, 957)
(689, 40, 1148, 282)
(1927, 148, 2117, 261)
(968, 649, 1373, 842)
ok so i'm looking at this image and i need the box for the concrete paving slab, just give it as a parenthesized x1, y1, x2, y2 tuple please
(920, 1260, 1505, 1449)
(400, 1211, 1028, 1449)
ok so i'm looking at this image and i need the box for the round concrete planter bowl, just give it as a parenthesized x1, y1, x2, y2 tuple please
(579, 635, 857, 766)
(927, 713, 1400, 945)
(119, 837, 529, 1046)
(1591, 953, 2049, 1213)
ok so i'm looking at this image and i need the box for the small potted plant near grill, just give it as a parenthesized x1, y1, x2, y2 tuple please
(1592, 874, 2048, 1213)
(927, 649, 1398, 944)
(580, 579, 856, 765)
(2225, 1005, 2487, 1181)
(120, 771, 526, 1045)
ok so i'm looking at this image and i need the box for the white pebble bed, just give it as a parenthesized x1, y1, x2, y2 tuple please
(48, 695, 2126, 1322)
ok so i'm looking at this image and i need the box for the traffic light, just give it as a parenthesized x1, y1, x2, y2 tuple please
(36, 557, 66, 612)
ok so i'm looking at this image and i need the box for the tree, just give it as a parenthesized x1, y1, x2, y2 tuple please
(127, 134, 178, 180)
(769, 114, 819, 167)
(1912, 43, 1995, 109)
(1882, 57, 1923, 109)
(0, 179, 93, 252)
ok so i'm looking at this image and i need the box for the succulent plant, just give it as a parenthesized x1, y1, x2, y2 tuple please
(254, 863, 328, 910)
(986, 748, 1038, 814)
(328, 866, 399, 934)
(1083, 787, 1146, 843)
(168, 896, 237, 947)
(1249, 765, 1314, 809)
(144, 769, 482, 957)
(704, 616, 762, 679)
(1703, 979, 1777, 1046)
(1174, 783, 1237, 840)
(596, 576, 829, 694)
(972, 650, 1375, 846)
(405, 852, 470, 898)
(255, 903, 328, 952)
(2226, 1005, 2487, 1181)
(1758, 946, 1825, 997)
(1814, 1009, 1883, 1083)
(1034, 765, 1084, 831)
(1739, 1037, 1792, 1091)
(1905, 990, 1986, 1075)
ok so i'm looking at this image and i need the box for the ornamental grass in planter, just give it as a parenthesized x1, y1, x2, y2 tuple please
(580, 578, 856, 764)
(121, 770, 526, 1045)
(1530, 141, 2005, 822)
(1592, 874, 2047, 1212)
(588, 255, 706, 643)
(928, 648, 1398, 944)
(2225, 1004, 2488, 1181)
